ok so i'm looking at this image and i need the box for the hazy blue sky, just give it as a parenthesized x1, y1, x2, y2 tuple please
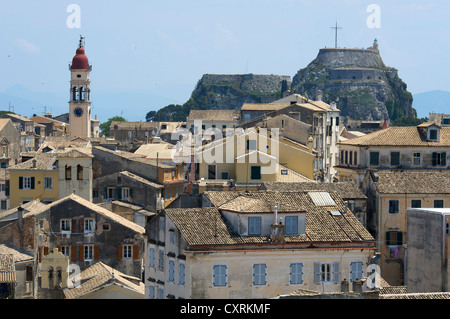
(1, 0, 449, 122)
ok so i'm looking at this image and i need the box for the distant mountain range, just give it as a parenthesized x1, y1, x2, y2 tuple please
(412, 90, 450, 118)
(0, 84, 448, 123)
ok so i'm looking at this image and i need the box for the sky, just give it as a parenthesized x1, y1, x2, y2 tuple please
(0, 0, 449, 123)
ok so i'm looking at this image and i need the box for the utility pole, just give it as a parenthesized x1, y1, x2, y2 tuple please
(330, 21, 342, 48)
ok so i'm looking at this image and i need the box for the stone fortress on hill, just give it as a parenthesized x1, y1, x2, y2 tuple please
(152, 39, 415, 123)
(290, 39, 415, 121)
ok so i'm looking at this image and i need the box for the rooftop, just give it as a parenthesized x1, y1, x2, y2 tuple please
(340, 125, 450, 147)
(369, 169, 450, 194)
(170, 191, 374, 247)
(187, 109, 240, 122)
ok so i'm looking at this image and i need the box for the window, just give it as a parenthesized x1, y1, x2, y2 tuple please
(77, 165, 83, 180)
(172, 170, 175, 178)
(149, 285, 155, 299)
(207, 165, 216, 180)
(354, 151, 357, 165)
(250, 166, 261, 180)
(434, 199, 444, 208)
(281, 169, 288, 175)
(369, 152, 379, 166)
(413, 153, 421, 166)
(285, 216, 298, 235)
(0, 200, 6, 210)
(253, 263, 267, 286)
(340, 151, 344, 165)
(390, 152, 400, 166)
(84, 245, 93, 260)
(84, 218, 95, 232)
(429, 129, 438, 140)
(122, 245, 132, 259)
(314, 262, 340, 284)
(159, 217, 165, 231)
(60, 246, 70, 257)
(248, 217, 261, 236)
(157, 286, 164, 299)
(121, 187, 130, 200)
(432, 152, 446, 166)
(20, 176, 34, 190)
(221, 172, 229, 179)
(169, 231, 175, 244)
(149, 246, 155, 268)
(247, 139, 257, 150)
(350, 261, 364, 282)
(290, 263, 303, 285)
(158, 249, 164, 270)
(65, 165, 71, 180)
(213, 265, 227, 287)
(388, 200, 399, 214)
(169, 260, 175, 282)
(345, 151, 348, 164)
(179, 262, 185, 285)
(44, 177, 53, 190)
(107, 187, 115, 199)
(60, 219, 71, 231)
(447, 223, 450, 235)
(165, 171, 169, 179)
(386, 231, 403, 246)
(411, 200, 422, 208)
(321, 263, 332, 282)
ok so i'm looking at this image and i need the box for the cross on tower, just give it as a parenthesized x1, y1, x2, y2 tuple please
(330, 22, 342, 48)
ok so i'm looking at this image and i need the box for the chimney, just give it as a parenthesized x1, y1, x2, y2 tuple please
(341, 278, 349, 293)
(352, 279, 364, 293)
(316, 90, 323, 101)
(270, 204, 285, 243)
(330, 102, 337, 110)
(17, 206, 24, 231)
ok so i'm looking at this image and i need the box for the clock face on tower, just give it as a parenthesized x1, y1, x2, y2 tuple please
(74, 107, 84, 117)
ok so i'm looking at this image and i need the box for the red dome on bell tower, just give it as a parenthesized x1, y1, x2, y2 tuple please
(71, 36, 90, 70)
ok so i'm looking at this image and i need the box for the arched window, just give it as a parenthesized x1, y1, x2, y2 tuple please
(77, 165, 83, 180)
(72, 87, 78, 101)
(48, 266, 54, 289)
(79, 87, 85, 101)
(65, 165, 72, 180)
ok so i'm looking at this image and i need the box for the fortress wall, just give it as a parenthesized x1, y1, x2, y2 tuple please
(316, 48, 385, 69)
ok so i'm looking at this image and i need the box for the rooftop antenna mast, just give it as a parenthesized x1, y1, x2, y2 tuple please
(331, 21, 342, 48)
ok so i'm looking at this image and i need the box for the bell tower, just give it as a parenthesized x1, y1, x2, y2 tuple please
(69, 36, 92, 138)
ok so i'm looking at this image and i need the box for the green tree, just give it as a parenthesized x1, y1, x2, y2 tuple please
(100, 116, 126, 137)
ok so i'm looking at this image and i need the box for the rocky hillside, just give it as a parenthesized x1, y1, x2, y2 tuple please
(146, 74, 291, 122)
(291, 42, 415, 121)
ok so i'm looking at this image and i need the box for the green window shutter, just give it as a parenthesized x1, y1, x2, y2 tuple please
(432, 152, 437, 166)
(19, 177, 23, 189)
(31, 177, 35, 189)
(104, 187, 107, 199)
(5, 180, 9, 196)
(442, 152, 447, 166)
(397, 232, 403, 245)
(117, 187, 122, 200)
(250, 166, 261, 180)
(129, 188, 133, 199)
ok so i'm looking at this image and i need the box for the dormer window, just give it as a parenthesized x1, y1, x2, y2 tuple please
(429, 128, 438, 141)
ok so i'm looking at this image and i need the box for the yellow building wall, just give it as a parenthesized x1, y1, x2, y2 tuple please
(9, 170, 59, 208)
(379, 194, 450, 285)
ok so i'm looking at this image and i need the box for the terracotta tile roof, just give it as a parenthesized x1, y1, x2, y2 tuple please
(0, 244, 33, 263)
(260, 182, 367, 199)
(173, 191, 374, 247)
(110, 121, 159, 130)
(9, 149, 92, 171)
(26, 194, 145, 234)
(380, 292, 450, 299)
(241, 103, 289, 111)
(187, 109, 239, 122)
(0, 254, 15, 283)
(94, 146, 174, 169)
(371, 170, 450, 194)
(64, 261, 144, 299)
(340, 126, 450, 147)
